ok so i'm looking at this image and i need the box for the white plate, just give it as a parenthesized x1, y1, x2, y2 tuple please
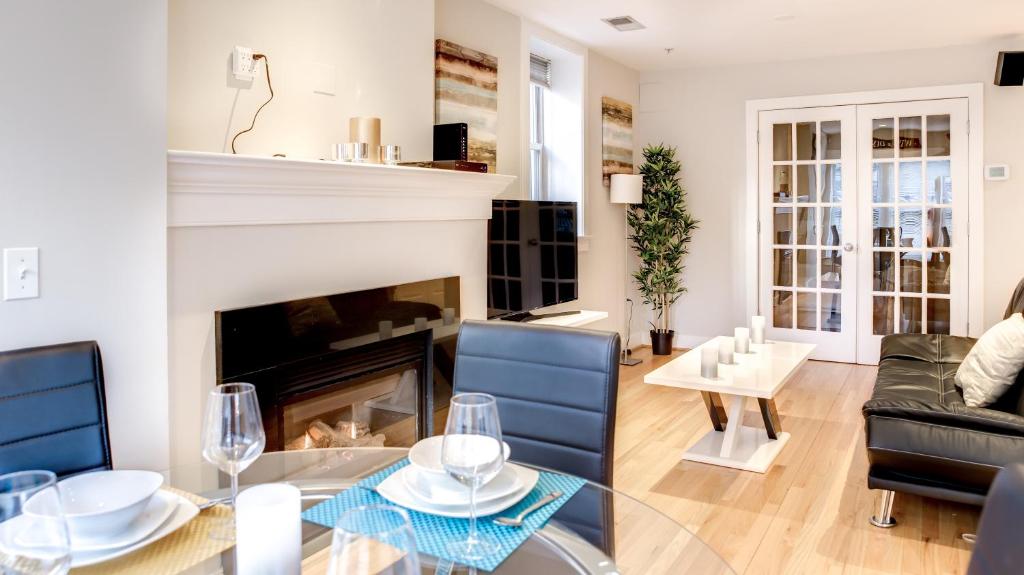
(70, 492, 199, 568)
(377, 464, 538, 518)
(71, 490, 178, 552)
(407, 435, 511, 474)
(402, 463, 529, 506)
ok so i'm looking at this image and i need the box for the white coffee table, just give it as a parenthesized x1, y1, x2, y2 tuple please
(644, 337, 815, 473)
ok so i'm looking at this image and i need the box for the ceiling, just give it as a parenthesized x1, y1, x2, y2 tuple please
(483, 0, 1024, 71)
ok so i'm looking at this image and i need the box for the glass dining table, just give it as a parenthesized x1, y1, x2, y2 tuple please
(159, 447, 734, 575)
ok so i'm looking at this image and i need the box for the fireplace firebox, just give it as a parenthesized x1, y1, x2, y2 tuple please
(215, 277, 460, 452)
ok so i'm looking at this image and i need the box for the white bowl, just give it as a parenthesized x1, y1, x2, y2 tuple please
(28, 470, 164, 540)
(408, 435, 511, 476)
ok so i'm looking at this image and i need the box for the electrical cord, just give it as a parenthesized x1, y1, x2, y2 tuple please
(230, 54, 273, 154)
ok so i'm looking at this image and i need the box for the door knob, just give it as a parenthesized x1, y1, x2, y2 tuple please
(843, 243, 854, 252)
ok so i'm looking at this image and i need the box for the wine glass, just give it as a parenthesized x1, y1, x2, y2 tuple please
(0, 471, 71, 575)
(327, 505, 419, 575)
(201, 382, 265, 539)
(441, 392, 504, 561)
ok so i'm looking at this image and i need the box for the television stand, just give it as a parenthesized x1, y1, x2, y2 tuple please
(495, 310, 608, 328)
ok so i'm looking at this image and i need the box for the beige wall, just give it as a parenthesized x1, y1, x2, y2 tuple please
(168, 0, 435, 161)
(0, 0, 169, 468)
(637, 38, 1024, 344)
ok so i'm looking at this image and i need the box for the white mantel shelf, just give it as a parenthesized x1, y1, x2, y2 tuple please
(167, 150, 516, 228)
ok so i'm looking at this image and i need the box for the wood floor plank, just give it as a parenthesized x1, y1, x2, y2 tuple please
(613, 348, 978, 574)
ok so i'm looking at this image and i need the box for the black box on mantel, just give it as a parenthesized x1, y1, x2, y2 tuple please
(433, 123, 468, 161)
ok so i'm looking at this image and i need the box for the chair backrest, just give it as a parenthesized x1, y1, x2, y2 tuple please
(0, 341, 112, 477)
(452, 320, 620, 487)
(968, 463, 1024, 575)
(1005, 277, 1024, 319)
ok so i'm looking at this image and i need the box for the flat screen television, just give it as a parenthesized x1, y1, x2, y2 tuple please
(487, 200, 578, 321)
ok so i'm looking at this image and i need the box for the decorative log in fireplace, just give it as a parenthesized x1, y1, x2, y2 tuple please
(215, 278, 459, 452)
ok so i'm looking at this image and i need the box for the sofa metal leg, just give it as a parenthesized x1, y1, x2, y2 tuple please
(869, 489, 897, 528)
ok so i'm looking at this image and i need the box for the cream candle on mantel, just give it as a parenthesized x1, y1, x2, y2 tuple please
(701, 345, 719, 379)
(719, 337, 735, 364)
(751, 315, 766, 344)
(735, 327, 750, 354)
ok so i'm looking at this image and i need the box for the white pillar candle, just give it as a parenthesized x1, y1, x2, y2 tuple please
(701, 345, 719, 379)
(735, 327, 750, 354)
(236, 484, 302, 575)
(718, 337, 735, 364)
(442, 307, 456, 325)
(378, 320, 393, 339)
(414, 317, 428, 331)
(751, 316, 766, 344)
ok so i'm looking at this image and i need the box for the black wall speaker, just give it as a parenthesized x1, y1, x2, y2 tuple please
(995, 51, 1024, 86)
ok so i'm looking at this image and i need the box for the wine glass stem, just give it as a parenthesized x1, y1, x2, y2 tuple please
(468, 483, 478, 544)
(230, 471, 239, 507)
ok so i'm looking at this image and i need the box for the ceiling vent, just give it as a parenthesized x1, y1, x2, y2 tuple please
(602, 15, 645, 32)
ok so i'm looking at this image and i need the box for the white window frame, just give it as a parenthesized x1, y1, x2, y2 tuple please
(529, 81, 546, 200)
(744, 83, 985, 338)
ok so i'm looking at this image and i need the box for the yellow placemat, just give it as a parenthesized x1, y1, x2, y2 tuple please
(71, 487, 234, 575)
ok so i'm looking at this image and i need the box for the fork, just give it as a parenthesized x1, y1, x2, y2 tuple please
(493, 491, 563, 527)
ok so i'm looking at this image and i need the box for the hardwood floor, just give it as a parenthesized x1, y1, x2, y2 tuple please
(613, 347, 978, 575)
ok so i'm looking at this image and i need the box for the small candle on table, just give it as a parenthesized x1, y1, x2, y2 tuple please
(701, 344, 719, 379)
(718, 337, 735, 364)
(735, 327, 750, 354)
(751, 315, 766, 344)
(236, 484, 302, 575)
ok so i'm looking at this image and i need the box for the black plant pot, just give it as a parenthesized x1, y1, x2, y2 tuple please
(650, 330, 675, 355)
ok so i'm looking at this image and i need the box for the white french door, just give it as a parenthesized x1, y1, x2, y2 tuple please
(757, 98, 970, 364)
(855, 100, 969, 364)
(759, 107, 858, 362)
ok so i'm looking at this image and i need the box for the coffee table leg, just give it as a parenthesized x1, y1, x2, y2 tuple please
(719, 395, 747, 459)
(700, 391, 728, 432)
(758, 398, 782, 440)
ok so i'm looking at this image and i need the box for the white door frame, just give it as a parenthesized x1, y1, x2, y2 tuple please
(744, 84, 985, 347)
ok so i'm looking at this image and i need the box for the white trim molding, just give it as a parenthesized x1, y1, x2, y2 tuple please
(744, 83, 985, 346)
(167, 150, 517, 228)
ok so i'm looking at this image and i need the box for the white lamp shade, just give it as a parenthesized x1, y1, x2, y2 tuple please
(610, 174, 643, 204)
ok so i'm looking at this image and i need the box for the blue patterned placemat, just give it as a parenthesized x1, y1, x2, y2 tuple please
(301, 459, 586, 572)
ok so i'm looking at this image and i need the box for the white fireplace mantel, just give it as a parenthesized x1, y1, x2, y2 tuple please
(167, 150, 516, 228)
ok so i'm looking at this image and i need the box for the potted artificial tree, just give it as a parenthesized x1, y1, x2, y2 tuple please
(627, 144, 699, 355)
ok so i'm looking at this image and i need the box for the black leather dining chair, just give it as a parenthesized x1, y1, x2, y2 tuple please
(453, 320, 621, 553)
(0, 341, 112, 477)
(967, 463, 1024, 575)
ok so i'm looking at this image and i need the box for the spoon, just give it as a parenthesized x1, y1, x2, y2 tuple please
(493, 491, 562, 527)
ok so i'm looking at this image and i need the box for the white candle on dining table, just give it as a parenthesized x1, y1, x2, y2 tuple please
(701, 344, 719, 379)
(718, 337, 735, 364)
(236, 483, 302, 575)
(735, 327, 750, 353)
(751, 315, 766, 344)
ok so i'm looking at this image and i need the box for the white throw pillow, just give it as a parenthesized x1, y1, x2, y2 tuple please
(956, 313, 1024, 407)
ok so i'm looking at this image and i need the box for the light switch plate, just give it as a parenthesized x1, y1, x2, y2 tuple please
(4, 247, 39, 301)
(985, 164, 1010, 181)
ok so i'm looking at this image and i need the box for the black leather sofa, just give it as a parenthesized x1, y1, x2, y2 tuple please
(863, 278, 1024, 527)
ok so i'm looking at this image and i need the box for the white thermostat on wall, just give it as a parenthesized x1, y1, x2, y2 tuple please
(985, 164, 1010, 181)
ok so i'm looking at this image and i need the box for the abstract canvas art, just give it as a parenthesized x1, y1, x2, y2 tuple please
(601, 96, 634, 186)
(435, 39, 498, 173)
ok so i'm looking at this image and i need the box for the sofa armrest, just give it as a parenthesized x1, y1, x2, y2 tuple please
(863, 398, 1024, 436)
(879, 333, 976, 364)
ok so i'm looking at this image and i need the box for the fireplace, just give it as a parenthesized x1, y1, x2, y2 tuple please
(215, 277, 460, 452)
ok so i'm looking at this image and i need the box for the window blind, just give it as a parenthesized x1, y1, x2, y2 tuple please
(529, 54, 551, 88)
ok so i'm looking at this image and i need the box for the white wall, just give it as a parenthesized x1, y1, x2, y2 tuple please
(637, 38, 1024, 343)
(0, 1, 169, 469)
(436, 1, 641, 338)
(168, 0, 434, 162)
(435, 0, 524, 198)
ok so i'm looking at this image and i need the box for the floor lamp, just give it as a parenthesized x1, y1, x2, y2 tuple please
(611, 173, 643, 366)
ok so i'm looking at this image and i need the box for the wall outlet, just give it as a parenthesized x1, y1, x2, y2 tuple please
(4, 247, 39, 301)
(232, 46, 257, 82)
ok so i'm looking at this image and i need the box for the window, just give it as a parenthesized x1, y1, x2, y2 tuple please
(529, 82, 545, 199)
(529, 53, 550, 200)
